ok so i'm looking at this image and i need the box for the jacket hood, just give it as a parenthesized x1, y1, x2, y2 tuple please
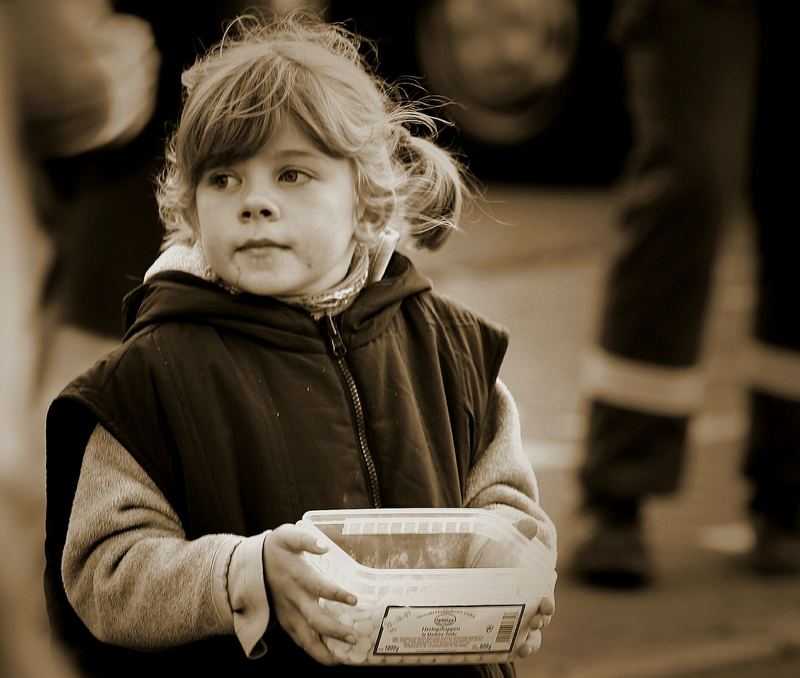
(122, 252, 432, 350)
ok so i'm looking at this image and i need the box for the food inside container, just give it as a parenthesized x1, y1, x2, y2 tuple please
(314, 531, 466, 569)
(301, 508, 556, 666)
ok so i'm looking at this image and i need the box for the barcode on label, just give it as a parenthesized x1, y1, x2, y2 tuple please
(495, 613, 518, 645)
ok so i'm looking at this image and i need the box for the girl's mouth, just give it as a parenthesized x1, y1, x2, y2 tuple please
(237, 238, 289, 251)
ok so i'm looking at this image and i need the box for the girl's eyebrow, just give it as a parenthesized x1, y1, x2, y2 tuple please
(270, 148, 325, 161)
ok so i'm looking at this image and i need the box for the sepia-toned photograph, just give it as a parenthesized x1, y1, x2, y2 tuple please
(1, 1, 797, 676)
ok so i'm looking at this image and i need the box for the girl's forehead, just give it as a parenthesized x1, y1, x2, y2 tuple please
(243, 120, 324, 163)
(196, 115, 345, 174)
(264, 116, 315, 150)
(242, 116, 333, 162)
(192, 108, 311, 169)
(270, 123, 358, 168)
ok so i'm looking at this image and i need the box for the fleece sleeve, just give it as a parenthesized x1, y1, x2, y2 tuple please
(62, 424, 270, 657)
(464, 379, 557, 558)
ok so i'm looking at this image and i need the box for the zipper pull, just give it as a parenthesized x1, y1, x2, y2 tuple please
(324, 315, 346, 357)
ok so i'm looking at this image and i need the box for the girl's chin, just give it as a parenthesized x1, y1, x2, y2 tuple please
(228, 274, 306, 297)
(222, 265, 341, 297)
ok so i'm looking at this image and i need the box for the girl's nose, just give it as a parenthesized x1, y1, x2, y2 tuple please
(239, 194, 279, 222)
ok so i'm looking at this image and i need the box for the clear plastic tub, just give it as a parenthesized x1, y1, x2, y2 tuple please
(301, 507, 556, 666)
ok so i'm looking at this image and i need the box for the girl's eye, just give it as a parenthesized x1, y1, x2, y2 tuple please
(279, 168, 310, 184)
(208, 172, 238, 190)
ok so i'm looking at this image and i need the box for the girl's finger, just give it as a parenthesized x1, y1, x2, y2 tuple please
(273, 524, 330, 555)
(538, 595, 556, 616)
(312, 577, 358, 605)
(285, 606, 341, 666)
(298, 569, 357, 606)
(528, 613, 543, 631)
(517, 629, 542, 658)
(303, 605, 357, 645)
(297, 628, 340, 666)
(514, 517, 539, 541)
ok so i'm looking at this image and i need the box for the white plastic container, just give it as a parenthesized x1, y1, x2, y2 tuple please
(301, 507, 556, 666)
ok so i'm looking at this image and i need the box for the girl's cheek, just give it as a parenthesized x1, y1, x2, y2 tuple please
(185, 206, 202, 240)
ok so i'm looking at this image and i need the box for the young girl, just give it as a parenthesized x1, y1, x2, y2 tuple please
(44, 13, 556, 678)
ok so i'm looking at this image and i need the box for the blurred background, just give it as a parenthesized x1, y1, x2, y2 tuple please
(2, 1, 798, 676)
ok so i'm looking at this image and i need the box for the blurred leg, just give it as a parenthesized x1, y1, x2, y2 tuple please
(574, 0, 757, 586)
(581, 0, 733, 507)
(743, 1, 800, 573)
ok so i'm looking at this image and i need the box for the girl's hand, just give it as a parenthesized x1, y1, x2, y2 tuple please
(516, 595, 555, 659)
(263, 524, 358, 665)
(467, 518, 553, 660)
(464, 517, 540, 568)
(513, 519, 554, 659)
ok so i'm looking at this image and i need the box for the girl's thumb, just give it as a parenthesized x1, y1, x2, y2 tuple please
(294, 520, 330, 554)
(514, 517, 539, 541)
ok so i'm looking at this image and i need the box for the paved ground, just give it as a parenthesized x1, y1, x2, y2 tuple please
(413, 184, 800, 677)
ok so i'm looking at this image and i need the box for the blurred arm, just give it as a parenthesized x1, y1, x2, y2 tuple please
(8, 0, 160, 156)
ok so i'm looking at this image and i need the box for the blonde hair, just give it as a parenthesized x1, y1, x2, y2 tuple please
(156, 11, 474, 250)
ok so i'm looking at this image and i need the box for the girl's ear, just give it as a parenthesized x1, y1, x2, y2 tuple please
(353, 217, 384, 243)
(353, 201, 389, 244)
(185, 195, 204, 235)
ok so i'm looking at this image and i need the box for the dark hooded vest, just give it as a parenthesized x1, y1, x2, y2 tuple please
(45, 254, 514, 677)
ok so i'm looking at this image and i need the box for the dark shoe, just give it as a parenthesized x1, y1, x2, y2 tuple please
(750, 517, 800, 576)
(570, 514, 652, 589)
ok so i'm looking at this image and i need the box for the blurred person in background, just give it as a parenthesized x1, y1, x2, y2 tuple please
(38, 0, 264, 414)
(13, 0, 161, 451)
(3, 0, 268, 673)
(571, 0, 798, 587)
(0, 6, 69, 677)
(1, 0, 159, 674)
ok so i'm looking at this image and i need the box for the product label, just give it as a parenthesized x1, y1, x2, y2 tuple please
(373, 604, 524, 655)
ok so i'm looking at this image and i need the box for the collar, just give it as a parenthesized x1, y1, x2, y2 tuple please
(276, 243, 369, 320)
(144, 228, 399, 320)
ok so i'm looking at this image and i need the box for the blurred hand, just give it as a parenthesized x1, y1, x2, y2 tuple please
(262, 524, 358, 665)
(10, 0, 160, 156)
(85, 9, 160, 149)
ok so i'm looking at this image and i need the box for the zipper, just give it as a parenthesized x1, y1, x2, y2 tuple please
(323, 315, 383, 508)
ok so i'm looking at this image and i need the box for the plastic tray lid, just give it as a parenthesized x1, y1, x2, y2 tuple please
(302, 507, 555, 570)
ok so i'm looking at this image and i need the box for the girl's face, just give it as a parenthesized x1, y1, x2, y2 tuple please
(194, 117, 361, 297)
